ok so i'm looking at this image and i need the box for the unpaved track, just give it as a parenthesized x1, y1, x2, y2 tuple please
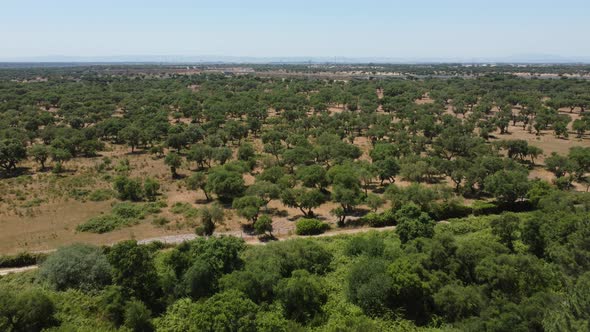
(0, 226, 396, 276)
(137, 225, 396, 245)
(0, 265, 38, 276)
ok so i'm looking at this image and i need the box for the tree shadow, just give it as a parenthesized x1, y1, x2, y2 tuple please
(125, 149, 148, 156)
(258, 234, 278, 242)
(0, 166, 32, 179)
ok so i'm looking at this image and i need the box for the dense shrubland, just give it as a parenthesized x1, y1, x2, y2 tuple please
(1, 189, 589, 331)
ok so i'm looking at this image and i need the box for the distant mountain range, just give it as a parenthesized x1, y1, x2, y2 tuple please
(1, 54, 590, 64)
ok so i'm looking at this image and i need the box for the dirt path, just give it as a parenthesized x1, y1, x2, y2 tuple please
(137, 225, 396, 246)
(0, 265, 38, 276)
(0, 226, 396, 276)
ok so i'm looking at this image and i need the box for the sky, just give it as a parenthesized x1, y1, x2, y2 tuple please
(2, 0, 590, 61)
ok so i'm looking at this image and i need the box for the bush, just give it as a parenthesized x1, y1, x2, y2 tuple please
(0, 287, 56, 331)
(39, 244, 112, 291)
(151, 216, 170, 227)
(112, 202, 146, 219)
(471, 201, 499, 216)
(77, 202, 161, 233)
(360, 210, 396, 227)
(124, 300, 154, 332)
(430, 201, 472, 221)
(295, 218, 329, 235)
(143, 178, 160, 201)
(144, 201, 167, 214)
(344, 234, 385, 257)
(113, 175, 144, 201)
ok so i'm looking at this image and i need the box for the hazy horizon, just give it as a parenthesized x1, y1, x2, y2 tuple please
(2, 0, 590, 61)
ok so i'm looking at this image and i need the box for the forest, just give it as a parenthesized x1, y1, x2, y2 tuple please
(0, 64, 590, 331)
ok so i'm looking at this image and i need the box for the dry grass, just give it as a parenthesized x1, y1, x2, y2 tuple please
(2, 97, 590, 254)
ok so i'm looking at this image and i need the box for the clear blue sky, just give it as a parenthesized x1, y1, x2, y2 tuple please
(2, 0, 589, 59)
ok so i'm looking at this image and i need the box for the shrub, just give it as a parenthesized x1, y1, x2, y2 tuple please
(113, 175, 144, 201)
(471, 201, 499, 216)
(295, 218, 329, 235)
(124, 300, 154, 332)
(39, 244, 112, 291)
(430, 201, 472, 221)
(77, 201, 162, 233)
(360, 210, 396, 227)
(395, 203, 435, 243)
(171, 202, 193, 214)
(362, 212, 385, 227)
(344, 234, 385, 257)
(76, 214, 132, 233)
(88, 188, 115, 201)
(0, 287, 56, 331)
(144, 201, 167, 214)
(254, 215, 273, 236)
(151, 216, 170, 227)
(112, 202, 146, 220)
(143, 178, 160, 201)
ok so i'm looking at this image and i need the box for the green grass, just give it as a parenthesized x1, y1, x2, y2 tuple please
(76, 201, 164, 234)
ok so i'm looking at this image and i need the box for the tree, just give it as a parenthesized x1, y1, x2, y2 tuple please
(328, 164, 363, 213)
(395, 203, 435, 243)
(484, 170, 531, 205)
(143, 178, 160, 201)
(275, 270, 327, 323)
(357, 162, 376, 196)
(296, 165, 328, 190)
(156, 291, 258, 331)
(545, 152, 573, 178)
(213, 147, 233, 165)
(124, 300, 153, 332)
(186, 172, 211, 201)
(573, 118, 589, 138)
(39, 243, 112, 291)
(490, 213, 521, 252)
(30, 144, 50, 170)
(164, 152, 182, 178)
(187, 144, 214, 169)
(120, 125, 142, 152)
(366, 193, 385, 212)
(196, 204, 225, 236)
(374, 158, 400, 184)
(206, 167, 246, 202)
(281, 188, 326, 217)
(245, 180, 280, 207)
(0, 138, 27, 173)
(50, 147, 72, 171)
(434, 284, 484, 322)
(253, 214, 273, 237)
(101, 285, 127, 327)
(107, 240, 162, 310)
(180, 260, 217, 299)
(347, 258, 393, 316)
(233, 195, 265, 224)
(0, 287, 56, 332)
(237, 143, 256, 161)
(568, 147, 590, 181)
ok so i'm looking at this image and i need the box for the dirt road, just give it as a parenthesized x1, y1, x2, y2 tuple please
(0, 226, 396, 276)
